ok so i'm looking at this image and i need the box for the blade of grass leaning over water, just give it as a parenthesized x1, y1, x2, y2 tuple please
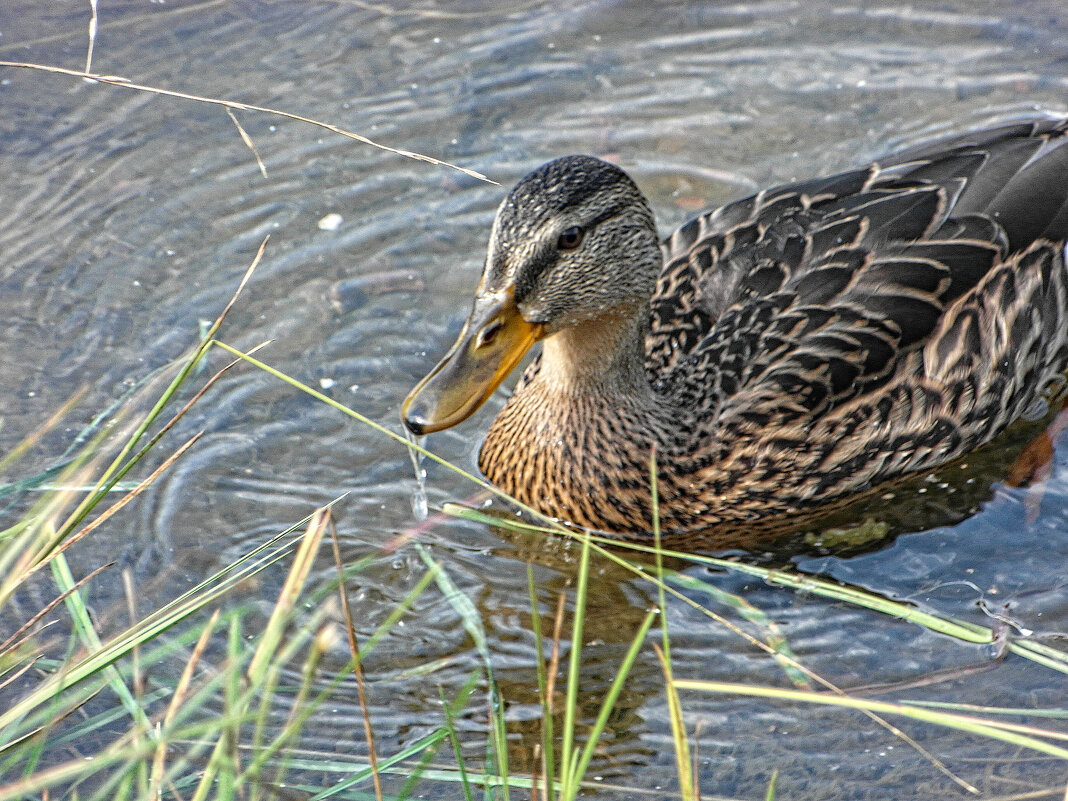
(0, 61, 498, 185)
(0, 241, 267, 622)
(330, 519, 384, 801)
(672, 679, 1068, 761)
(570, 607, 657, 792)
(649, 450, 696, 801)
(438, 504, 1068, 676)
(526, 565, 557, 801)
(416, 544, 513, 801)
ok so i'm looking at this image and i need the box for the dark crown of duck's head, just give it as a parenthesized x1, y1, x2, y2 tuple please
(481, 155, 661, 330)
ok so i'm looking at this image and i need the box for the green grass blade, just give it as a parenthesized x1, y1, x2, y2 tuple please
(50, 553, 154, 739)
(560, 530, 591, 798)
(571, 608, 657, 787)
(527, 565, 554, 801)
(673, 679, 1068, 760)
(765, 768, 778, 801)
(435, 674, 481, 801)
(415, 545, 510, 800)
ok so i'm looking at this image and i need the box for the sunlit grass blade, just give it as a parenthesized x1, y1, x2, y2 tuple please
(527, 566, 555, 801)
(765, 768, 778, 801)
(673, 679, 1068, 760)
(416, 544, 510, 800)
(901, 700, 1068, 718)
(248, 507, 329, 684)
(150, 608, 220, 799)
(0, 501, 340, 755)
(668, 572, 809, 688)
(571, 607, 657, 789)
(50, 551, 153, 738)
(557, 530, 591, 800)
(655, 643, 696, 801)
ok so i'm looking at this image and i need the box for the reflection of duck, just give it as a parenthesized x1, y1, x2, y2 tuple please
(403, 119, 1068, 542)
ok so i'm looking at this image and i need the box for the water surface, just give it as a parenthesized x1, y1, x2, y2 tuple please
(2, 1, 1068, 798)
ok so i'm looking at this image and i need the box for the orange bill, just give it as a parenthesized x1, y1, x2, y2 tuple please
(402, 289, 543, 434)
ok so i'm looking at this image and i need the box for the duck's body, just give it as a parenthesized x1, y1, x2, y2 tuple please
(404, 119, 1068, 542)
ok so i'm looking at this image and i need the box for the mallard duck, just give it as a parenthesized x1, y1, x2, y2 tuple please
(402, 118, 1068, 542)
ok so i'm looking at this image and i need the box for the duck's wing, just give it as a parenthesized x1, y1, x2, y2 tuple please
(651, 118, 1068, 449)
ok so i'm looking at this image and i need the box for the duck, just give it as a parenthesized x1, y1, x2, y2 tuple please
(402, 118, 1068, 543)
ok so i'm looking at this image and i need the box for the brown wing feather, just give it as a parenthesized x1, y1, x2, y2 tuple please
(647, 119, 1068, 508)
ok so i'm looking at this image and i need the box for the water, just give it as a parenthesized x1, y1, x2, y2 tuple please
(2, 1, 1068, 798)
(405, 428, 429, 521)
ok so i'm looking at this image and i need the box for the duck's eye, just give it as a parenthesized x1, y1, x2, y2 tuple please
(476, 319, 503, 349)
(557, 226, 584, 250)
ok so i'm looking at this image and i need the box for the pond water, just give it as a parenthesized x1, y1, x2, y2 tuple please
(2, 1, 1068, 798)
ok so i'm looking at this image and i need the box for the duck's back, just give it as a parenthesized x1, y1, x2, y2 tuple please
(645, 118, 1068, 524)
(651, 118, 1068, 370)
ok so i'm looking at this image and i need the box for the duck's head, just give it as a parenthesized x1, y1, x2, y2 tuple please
(402, 155, 660, 435)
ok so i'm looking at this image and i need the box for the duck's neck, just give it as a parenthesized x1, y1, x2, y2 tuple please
(478, 301, 674, 535)
(537, 304, 653, 400)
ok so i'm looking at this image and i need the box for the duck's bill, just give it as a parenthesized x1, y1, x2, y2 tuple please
(402, 292, 543, 435)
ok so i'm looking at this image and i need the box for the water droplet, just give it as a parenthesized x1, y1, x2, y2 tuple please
(405, 428, 428, 521)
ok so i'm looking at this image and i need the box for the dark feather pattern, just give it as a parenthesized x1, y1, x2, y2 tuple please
(467, 119, 1068, 542)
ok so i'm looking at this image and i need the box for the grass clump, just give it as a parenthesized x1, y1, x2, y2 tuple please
(0, 250, 670, 801)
